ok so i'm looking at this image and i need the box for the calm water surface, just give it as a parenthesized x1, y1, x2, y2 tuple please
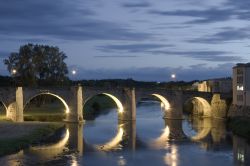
(0, 102, 249, 166)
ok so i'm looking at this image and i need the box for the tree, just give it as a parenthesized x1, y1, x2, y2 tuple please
(4, 44, 69, 86)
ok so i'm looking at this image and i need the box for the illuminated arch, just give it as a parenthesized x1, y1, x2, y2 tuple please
(84, 93, 124, 113)
(151, 94, 170, 110)
(184, 97, 211, 117)
(95, 124, 124, 151)
(24, 92, 70, 114)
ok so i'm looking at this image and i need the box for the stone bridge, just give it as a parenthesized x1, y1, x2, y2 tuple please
(0, 86, 232, 122)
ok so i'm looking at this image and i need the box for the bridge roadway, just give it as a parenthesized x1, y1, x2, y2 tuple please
(0, 85, 231, 122)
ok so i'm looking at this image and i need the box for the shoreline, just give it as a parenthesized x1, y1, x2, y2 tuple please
(228, 116, 250, 141)
(0, 122, 65, 157)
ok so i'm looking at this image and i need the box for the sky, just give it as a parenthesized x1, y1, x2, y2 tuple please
(0, 0, 249, 81)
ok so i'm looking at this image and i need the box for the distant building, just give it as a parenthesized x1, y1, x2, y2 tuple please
(197, 78, 232, 93)
(232, 63, 250, 106)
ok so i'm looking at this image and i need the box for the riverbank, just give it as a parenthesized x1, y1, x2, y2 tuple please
(228, 116, 250, 140)
(0, 122, 64, 156)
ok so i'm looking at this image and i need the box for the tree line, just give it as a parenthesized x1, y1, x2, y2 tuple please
(4, 44, 69, 86)
(2, 43, 196, 89)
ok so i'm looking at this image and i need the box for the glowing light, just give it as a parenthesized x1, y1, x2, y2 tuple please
(12, 69, 17, 75)
(72, 70, 76, 75)
(237, 150, 245, 163)
(152, 94, 170, 110)
(151, 126, 170, 149)
(96, 125, 124, 151)
(164, 145, 179, 166)
(237, 85, 244, 91)
(102, 93, 124, 113)
(171, 74, 176, 79)
(24, 92, 70, 114)
(71, 155, 79, 166)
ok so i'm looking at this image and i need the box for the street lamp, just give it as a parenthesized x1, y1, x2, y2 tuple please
(72, 70, 76, 75)
(71, 69, 77, 86)
(171, 74, 176, 80)
(11, 68, 17, 87)
(11, 69, 17, 75)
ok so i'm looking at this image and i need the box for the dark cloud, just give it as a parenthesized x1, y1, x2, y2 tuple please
(189, 27, 250, 43)
(149, 50, 243, 62)
(97, 43, 173, 53)
(0, 0, 152, 41)
(148, 0, 250, 24)
(122, 2, 151, 8)
(69, 63, 233, 81)
(94, 55, 138, 58)
(149, 8, 233, 24)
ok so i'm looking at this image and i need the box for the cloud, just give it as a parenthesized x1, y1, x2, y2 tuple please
(149, 8, 233, 24)
(148, 1, 250, 24)
(69, 63, 234, 81)
(97, 43, 173, 53)
(97, 43, 241, 62)
(189, 27, 250, 43)
(122, 2, 151, 8)
(149, 50, 243, 62)
(94, 55, 138, 58)
(0, 0, 152, 41)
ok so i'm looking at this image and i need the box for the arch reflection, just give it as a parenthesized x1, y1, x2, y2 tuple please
(29, 128, 70, 159)
(95, 124, 124, 151)
(94, 120, 137, 151)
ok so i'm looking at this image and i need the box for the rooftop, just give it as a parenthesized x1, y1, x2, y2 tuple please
(234, 63, 250, 68)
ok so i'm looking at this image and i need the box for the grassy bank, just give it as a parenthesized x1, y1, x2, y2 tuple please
(228, 116, 250, 140)
(0, 122, 64, 156)
(24, 102, 65, 122)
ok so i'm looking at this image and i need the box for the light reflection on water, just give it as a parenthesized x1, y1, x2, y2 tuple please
(0, 102, 249, 166)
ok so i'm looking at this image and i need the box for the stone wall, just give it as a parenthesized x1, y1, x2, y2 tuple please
(211, 94, 229, 118)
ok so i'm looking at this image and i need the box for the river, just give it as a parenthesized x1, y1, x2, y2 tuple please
(0, 102, 249, 166)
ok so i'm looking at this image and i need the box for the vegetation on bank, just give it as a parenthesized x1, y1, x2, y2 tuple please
(228, 116, 250, 140)
(0, 123, 64, 156)
(83, 95, 116, 120)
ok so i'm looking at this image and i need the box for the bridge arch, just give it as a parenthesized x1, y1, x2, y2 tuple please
(137, 94, 170, 110)
(24, 92, 70, 114)
(0, 101, 7, 119)
(184, 97, 211, 117)
(0, 101, 7, 112)
(83, 93, 124, 113)
(151, 94, 170, 110)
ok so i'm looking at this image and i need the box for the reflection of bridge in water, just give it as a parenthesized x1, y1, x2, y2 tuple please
(3, 116, 247, 166)
(24, 117, 230, 157)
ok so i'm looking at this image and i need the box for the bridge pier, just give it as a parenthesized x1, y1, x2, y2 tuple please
(65, 85, 84, 123)
(164, 91, 183, 119)
(165, 119, 186, 140)
(119, 88, 136, 121)
(66, 123, 83, 155)
(6, 87, 24, 122)
(119, 120, 136, 150)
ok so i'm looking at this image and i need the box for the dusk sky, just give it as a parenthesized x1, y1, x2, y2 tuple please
(0, 0, 249, 81)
